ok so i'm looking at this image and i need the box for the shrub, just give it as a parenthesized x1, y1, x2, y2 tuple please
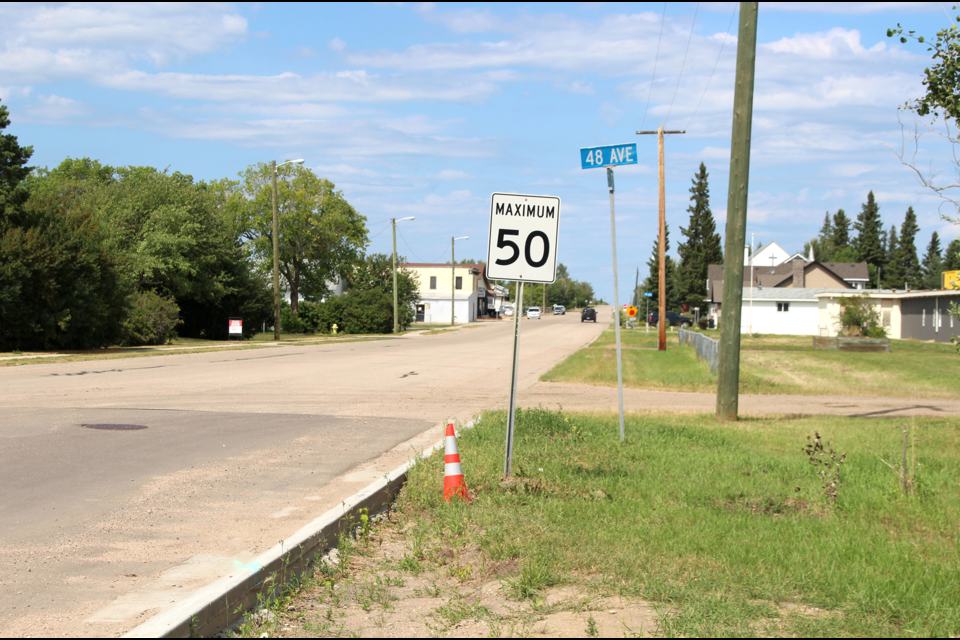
(120, 290, 181, 346)
(279, 289, 395, 335)
(836, 295, 887, 338)
(279, 303, 306, 333)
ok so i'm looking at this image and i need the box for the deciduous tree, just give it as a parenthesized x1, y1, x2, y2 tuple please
(236, 163, 367, 314)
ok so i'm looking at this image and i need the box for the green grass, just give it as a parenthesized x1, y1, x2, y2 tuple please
(398, 408, 960, 636)
(542, 329, 960, 398)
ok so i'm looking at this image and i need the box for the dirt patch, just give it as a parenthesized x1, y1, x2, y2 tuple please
(234, 515, 660, 638)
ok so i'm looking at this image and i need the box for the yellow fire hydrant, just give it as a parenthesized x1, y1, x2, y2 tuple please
(332, 323, 338, 335)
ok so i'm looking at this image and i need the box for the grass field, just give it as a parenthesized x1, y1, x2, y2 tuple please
(395, 409, 960, 636)
(542, 328, 960, 398)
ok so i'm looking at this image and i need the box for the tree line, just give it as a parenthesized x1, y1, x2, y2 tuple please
(809, 192, 960, 289)
(637, 161, 960, 315)
(0, 101, 419, 351)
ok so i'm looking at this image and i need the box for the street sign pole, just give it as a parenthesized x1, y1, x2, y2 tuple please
(504, 280, 524, 478)
(487, 193, 561, 479)
(607, 167, 625, 443)
(580, 143, 635, 444)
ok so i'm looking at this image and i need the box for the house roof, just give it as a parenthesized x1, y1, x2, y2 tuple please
(815, 289, 960, 299)
(401, 263, 483, 272)
(742, 287, 848, 301)
(819, 262, 869, 281)
(707, 260, 867, 299)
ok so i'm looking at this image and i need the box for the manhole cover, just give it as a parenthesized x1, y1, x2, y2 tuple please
(82, 424, 148, 431)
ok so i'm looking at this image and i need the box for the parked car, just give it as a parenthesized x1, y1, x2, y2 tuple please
(581, 307, 597, 322)
(527, 306, 542, 319)
(647, 311, 694, 327)
(553, 305, 565, 315)
(502, 305, 515, 316)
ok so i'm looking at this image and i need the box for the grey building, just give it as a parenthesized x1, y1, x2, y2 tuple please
(899, 290, 960, 342)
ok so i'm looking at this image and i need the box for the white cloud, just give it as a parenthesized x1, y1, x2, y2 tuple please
(562, 80, 595, 95)
(329, 37, 347, 52)
(764, 28, 884, 58)
(13, 93, 92, 124)
(432, 169, 472, 180)
(0, 4, 248, 67)
(761, 2, 938, 14)
(94, 69, 500, 104)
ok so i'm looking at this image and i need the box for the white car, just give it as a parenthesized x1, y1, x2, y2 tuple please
(527, 306, 541, 319)
(502, 305, 515, 316)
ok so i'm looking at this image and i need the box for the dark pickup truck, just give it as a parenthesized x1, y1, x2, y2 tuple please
(647, 311, 694, 327)
(581, 307, 597, 322)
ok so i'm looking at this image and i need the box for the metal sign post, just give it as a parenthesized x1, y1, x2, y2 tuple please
(581, 143, 636, 443)
(503, 281, 523, 478)
(487, 193, 561, 479)
(645, 292, 652, 335)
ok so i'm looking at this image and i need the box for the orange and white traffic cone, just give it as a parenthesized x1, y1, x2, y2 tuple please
(443, 423, 470, 502)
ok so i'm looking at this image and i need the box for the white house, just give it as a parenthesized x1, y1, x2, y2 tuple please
(402, 263, 487, 324)
(751, 241, 792, 269)
(739, 287, 833, 335)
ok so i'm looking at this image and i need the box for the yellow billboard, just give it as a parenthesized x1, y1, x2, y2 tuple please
(943, 270, 960, 290)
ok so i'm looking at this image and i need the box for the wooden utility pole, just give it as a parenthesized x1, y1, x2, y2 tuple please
(636, 126, 685, 351)
(716, 2, 758, 421)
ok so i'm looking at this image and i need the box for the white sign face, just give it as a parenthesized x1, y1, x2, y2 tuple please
(229, 319, 242, 335)
(486, 193, 561, 283)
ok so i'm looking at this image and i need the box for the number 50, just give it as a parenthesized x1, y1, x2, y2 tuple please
(494, 229, 550, 268)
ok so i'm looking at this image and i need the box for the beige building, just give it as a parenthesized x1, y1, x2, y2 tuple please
(402, 263, 494, 324)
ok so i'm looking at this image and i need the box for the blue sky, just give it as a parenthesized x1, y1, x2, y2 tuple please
(1, 2, 956, 301)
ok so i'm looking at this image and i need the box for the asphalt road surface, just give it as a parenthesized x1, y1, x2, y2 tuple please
(0, 309, 608, 637)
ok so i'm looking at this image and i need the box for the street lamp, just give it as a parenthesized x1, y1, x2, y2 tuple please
(392, 217, 415, 334)
(451, 236, 468, 325)
(272, 158, 305, 341)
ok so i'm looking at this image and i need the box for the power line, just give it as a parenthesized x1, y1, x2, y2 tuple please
(395, 226, 423, 262)
(368, 220, 392, 240)
(662, 2, 700, 129)
(685, 6, 737, 131)
(638, 2, 667, 133)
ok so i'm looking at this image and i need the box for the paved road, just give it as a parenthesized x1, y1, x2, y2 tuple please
(4, 307, 957, 637)
(0, 310, 607, 637)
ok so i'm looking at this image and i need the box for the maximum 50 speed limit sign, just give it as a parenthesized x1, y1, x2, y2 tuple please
(485, 193, 561, 283)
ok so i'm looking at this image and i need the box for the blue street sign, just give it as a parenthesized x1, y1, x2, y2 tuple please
(644, 292, 653, 297)
(580, 143, 638, 170)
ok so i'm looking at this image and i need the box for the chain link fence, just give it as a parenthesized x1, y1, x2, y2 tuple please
(678, 327, 719, 374)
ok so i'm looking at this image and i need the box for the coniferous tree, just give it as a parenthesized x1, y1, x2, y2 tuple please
(944, 238, 960, 271)
(898, 206, 922, 287)
(831, 208, 851, 251)
(811, 212, 834, 261)
(853, 191, 885, 280)
(883, 225, 903, 288)
(0, 101, 32, 223)
(677, 162, 723, 310)
(921, 231, 943, 289)
(0, 102, 126, 350)
(644, 224, 679, 313)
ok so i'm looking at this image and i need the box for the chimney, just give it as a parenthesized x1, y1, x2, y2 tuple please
(792, 257, 805, 288)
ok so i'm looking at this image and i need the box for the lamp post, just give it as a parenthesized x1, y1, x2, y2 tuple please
(272, 158, 305, 341)
(451, 236, 468, 325)
(392, 217, 415, 333)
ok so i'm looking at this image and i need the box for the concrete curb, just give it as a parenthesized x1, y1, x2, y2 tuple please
(121, 422, 464, 638)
